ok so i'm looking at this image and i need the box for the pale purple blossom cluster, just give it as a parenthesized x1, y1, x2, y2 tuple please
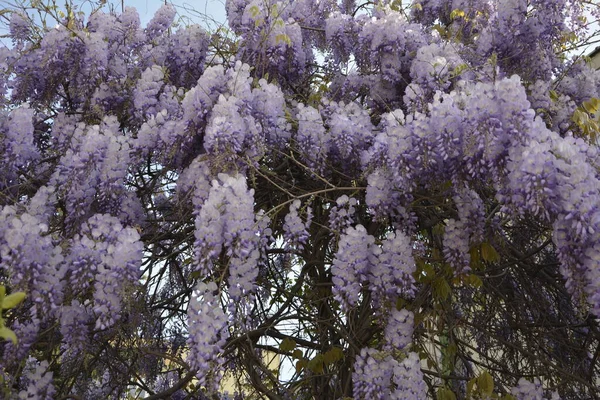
(69, 214, 143, 331)
(511, 378, 561, 400)
(50, 116, 134, 228)
(358, 8, 427, 84)
(145, 4, 176, 41)
(370, 232, 417, 303)
(384, 309, 414, 351)
(353, 348, 426, 399)
(194, 173, 260, 300)
(0, 206, 65, 318)
(0, 105, 39, 186)
(283, 199, 312, 250)
(332, 225, 417, 310)
(17, 359, 55, 400)
(328, 195, 357, 234)
(187, 282, 229, 385)
(443, 186, 486, 273)
(331, 225, 374, 310)
(296, 103, 328, 172)
(227, 0, 309, 79)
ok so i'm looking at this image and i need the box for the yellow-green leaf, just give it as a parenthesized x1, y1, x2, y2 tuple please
(295, 359, 307, 373)
(446, 342, 457, 358)
(433, 24, 447, 38)
(433, 277, 451, 301)
(467, 377, 476, 397)
(292, 349, 303, 359)
(323, 347, 344, 364)
(307, 354, 324, 374)
(450, 9, 465, 19)
(477, 371, 494, 395)
(481, 242, 499, 263)
(280, 337, 296, 352)
(583, 98, 600, 114)
(0, 327, 17, 344)
(2, 292, 26, 309)
(464, 274, 483, 288)
(437, 387, 457, 400)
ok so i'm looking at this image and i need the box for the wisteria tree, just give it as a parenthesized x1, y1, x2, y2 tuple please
(1, 0, 600, 398)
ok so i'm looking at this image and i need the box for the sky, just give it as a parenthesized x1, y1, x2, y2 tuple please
(111, 0, 227, 29)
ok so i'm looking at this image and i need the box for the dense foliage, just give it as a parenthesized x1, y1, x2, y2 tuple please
(1, 0, 600, 398)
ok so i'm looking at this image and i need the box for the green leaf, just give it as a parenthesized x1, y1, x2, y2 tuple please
(446, 342, 457, 358)
(292, 349, 303, 359)
(280, 337, 297, 352)
(450, 9, 465, 20)
(295, 359, 307, 373)
(433, 24, 447, 38)
(477, 371, 494, 396)
(307, 354, 324, 374)
(2, 292, 26, 309)
(481, 242, 499, 263)
(0, 327, 17, 344)
(464, 274, 483, 288)
(323, 347, 343, 364)
(583, 98, 600, 114)
(467, 377, 476, 398)
(433, 277, 451, 301)
(437, 387, 457, 400)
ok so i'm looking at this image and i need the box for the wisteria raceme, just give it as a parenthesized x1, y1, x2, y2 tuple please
(145, 4, 176, 41)
(325, 100, 374, 163)
(283, 199, 312, 250)
(352, 347, 395, 399)
(390, 352, 427, 399)
(161, 24, 209, 88)
(134, 65, 165, 119)
(443, 218, 471, 274)
(1, 105, 39, 183)
(17, 359, 55, 400)
(0, 207, 65, 318)
(384, 309, 414, 351)
(250, 78, 290, 147)
(49, 116, 133, 228)
(357, 8, 428, 83)
(352, 348, 426, 400)
(296, 103, 329, 172)
(194, 173, 261, 301)
(370, 231, 417, 303)
(325, 11, 357, 64)
(331, 225, 374, 310)
(511, 378, 561, 400)
(443, 185, 486, 273)
(71, 214, 143, 331)
(187, 282, 228, 385)
(204, 94, 252, 155)
(182, 65, 228, 130)
(366, 169, 399, 220)
(328, 195, 357, 234)
(59, 301, 91, 360)
(9, 12, 30, 43)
